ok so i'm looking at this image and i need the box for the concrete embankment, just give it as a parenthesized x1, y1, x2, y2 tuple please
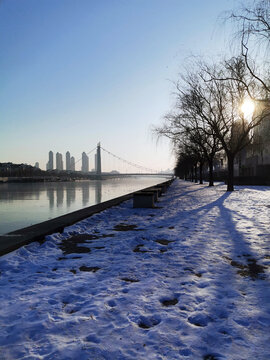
(0, 179, 173, 256)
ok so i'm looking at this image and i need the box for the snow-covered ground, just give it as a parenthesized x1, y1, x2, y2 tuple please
(0, 180, 270, 360)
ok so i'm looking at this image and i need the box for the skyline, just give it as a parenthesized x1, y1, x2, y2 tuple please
(43, 146, 168, 173)
(0, 0, 238, 170)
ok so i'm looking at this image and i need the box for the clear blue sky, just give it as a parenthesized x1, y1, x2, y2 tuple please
(0, 0, 237, 171)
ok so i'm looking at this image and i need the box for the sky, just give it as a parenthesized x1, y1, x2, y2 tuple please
(0, 0, 238, 171)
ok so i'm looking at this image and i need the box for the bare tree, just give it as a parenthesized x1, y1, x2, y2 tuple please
(176, 135, 206, 184)
(174, 142, 205, 183)
(175, 78, 222, 186)
(201, 56, 270, 190)
(154, 101, 220, 187)
(229, 0, 270, 94)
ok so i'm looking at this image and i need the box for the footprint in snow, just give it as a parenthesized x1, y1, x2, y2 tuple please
(138, 316, 161, 329)
(160, 297, 178, 306)
(107, 300, 117, 307)
(188, 313, 211, 327)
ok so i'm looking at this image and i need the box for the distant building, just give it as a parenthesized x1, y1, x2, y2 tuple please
(235, 99, 270, 177)
(70, 156, 75, 171)
(66, 151, 71, 171)
(81, 152, 89, 173)
(46, 151, 54, 170)
(34, 162, 39, 169)
(56, 152, 63, 171)
(214, 99, 270, 181)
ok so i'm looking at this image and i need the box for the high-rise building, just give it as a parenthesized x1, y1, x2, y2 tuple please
(34, 162, 39, 169)
(81, 152, 89, 173)
(70, 156, 75, 171)
(56, 152, 63, 171)
(66, 151, 71, 171)
(46, 151, 54, 170)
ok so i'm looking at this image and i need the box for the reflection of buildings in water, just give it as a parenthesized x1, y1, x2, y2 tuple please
(95, 180, 102, 204)
(66, 184, 76, 207)
(81, 182, 90, 206)
(46, 188, 55, 209)
(0, 183, 43, 202)
(1, 181, 103, 212)
(56, 185, 64, 207)
(46, 183, 77, 209)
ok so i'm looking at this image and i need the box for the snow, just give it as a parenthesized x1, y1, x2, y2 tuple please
(0, 179, 270, 360)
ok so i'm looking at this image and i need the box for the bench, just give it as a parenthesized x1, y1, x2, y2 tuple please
(133, 191, 155, 208)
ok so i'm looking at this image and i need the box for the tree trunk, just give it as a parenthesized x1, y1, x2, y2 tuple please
(194, 164, 198, 183)
(208, 157, 214, 187)
(191, 167, 194, 182)
(227, 155, 235, 191)
(199, 162, 203, 184)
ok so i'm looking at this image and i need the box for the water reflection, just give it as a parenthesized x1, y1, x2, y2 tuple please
(81, 182, 90, 206)
(47, 188, 54, 209)
(44, 181, 102, 208)
(66, 185, 76, 208)
(0, 176, 169, 234)
(95, 181, 102, 204)
(56, 186, 64, 207)
(0, 181, 103, 208)
(0, 181, 103, 209)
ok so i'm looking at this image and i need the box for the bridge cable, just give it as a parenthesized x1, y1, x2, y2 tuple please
(100, 146, 157, 174)
(75, 146, 96, 164)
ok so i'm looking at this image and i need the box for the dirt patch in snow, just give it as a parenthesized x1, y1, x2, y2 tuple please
(113, 223, 142, 231)
(79, 266, 101, 272)
(161, 298, 178, 306)
(121, 277, 139, 283)
(133, 244, 149, 253)
(230, 258, 266, 280)
(203, 355, 221, 360)
(59, 233, 114, 255)
(155, 239, 174, 246)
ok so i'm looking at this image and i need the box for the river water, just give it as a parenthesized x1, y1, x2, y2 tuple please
(0, 176, 170, 235)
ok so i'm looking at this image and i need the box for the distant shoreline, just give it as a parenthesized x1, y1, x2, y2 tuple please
(0, 176, 83, 183)
(0, 174, 172, 184)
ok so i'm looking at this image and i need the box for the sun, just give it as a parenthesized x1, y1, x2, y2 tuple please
(240, 98, 255, 119)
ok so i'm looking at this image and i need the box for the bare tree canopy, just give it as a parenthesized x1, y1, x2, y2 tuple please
(229, 0, 270, 93)
(154, 1, 270, 192)
(154, 55, 269, 191)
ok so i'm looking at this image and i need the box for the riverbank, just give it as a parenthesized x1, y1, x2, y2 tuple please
(0, 180, 270, 359)
(0, 179, 171, 256)
(0, 176, 171, 235)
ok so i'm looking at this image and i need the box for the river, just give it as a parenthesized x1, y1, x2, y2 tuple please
(0, 176, 171, 235)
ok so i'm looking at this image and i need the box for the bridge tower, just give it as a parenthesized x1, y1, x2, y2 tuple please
(96, 142, 102, 176)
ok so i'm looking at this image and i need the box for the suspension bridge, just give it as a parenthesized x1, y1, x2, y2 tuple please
(75, 143, 172, 179)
